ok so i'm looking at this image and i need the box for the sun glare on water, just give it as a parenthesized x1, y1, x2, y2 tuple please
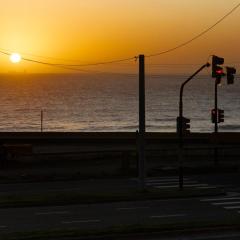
(10, 53, 22, 63)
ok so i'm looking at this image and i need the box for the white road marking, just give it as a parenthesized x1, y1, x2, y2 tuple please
(155, 185, 179, 188)
(146, 177, 189, 180)
(62, 219, 100, 224)
(117, 207, 150, 210)
(183, 184, 209, 187)
(155, 184, 208, 188)
(214, 185, 231, 188)
(50, 188, 85, 192)
(146, 179, 189, 183)
(150, 214, 186, 218)
(197, 186, 217, 189)
(146, 181, 197, 185)
(131, 177, 190, 182)
(146, 181, 179, 185)
(213, 201, 240, 206)
(224, 206, 240, 209)
(227, 192, 240, 197)
(35, 211, 69, 215)
(201, 197, 240, 202)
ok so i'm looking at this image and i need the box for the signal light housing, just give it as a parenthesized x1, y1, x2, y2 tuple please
(212, 55, 225, 78)
(226, 67, 236, 84)
(211, 109, 217, 123)
(177, 116, 190, 134)
(218, 109, 224, 123)
(211, 109, 224, 123)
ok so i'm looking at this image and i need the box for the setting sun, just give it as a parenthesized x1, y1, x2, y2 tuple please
(10, 53, 21, 63)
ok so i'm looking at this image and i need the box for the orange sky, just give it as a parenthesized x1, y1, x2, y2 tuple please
(0, 0, 240, 74)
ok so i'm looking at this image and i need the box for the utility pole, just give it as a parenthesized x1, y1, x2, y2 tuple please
(138, 54, 146, 190)
(178, 63, 210, 189)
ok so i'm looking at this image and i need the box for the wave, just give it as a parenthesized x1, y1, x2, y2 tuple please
(154, 117, 176, 122)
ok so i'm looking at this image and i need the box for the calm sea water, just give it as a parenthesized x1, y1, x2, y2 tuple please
(0, 73, 239, 132)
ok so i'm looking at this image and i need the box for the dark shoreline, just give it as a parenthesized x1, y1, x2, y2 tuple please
(0, 131, 239, 144)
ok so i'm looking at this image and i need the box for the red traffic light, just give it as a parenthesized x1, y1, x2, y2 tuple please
(212, 55, 225, 78)
(216, 69, 224, 75)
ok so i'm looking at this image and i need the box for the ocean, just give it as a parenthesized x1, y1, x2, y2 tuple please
(0, 73, 239, 132)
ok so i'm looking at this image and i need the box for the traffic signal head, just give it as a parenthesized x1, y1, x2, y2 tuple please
(212, 55, 224, 78)
(177, 116, 190, 134)
(182, 117, 190, 131)
(218, 109, 224, 123)
(211, 109, 217, 123)
(212, 55, 224, 65)
(226, 67, 236, 84)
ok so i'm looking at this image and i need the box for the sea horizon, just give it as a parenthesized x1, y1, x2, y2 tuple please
(0, 73, 239, 133)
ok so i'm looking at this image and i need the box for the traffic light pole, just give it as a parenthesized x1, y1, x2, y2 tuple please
(138, 54, 146, 191)
(214, 77, 220, 165)
(211, 55, 236, 165)
(178, 63, 210, 189)
(214, 79, 219, 133)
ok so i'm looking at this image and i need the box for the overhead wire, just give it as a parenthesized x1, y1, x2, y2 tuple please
(0, 48, 90, 63)
(22, 55, 137, 67)
(146, 2, 240, 58)
(0, 2, 239, 69)
(0, 48, 136, 67)
(0, 49, 110, 73)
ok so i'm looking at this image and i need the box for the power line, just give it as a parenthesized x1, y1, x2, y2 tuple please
(146, 2, 240, 58)
(0, 48, 136, 67)
(0, 48, 90, 63)
(0, 2, 239, 68)
(24, 56, 136, 67)
(0, 49, 109, 73)
(0, 50, 11, 57)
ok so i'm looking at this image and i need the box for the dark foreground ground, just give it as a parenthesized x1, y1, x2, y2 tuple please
(0, 132, 240, 239)
(0, 173, 240, 240)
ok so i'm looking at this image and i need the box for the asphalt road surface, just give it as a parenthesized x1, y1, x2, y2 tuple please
(0, 194, 239, 233)
(0, 172, 239, 195)
(0, 173, 240, 237)
(142, 231, 240, 240)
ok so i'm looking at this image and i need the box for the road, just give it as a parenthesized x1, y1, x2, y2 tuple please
(0, 172, 239, 195)
(0, 192, 240, 234)
(143, 232, 240, 240)
(0, 173, 240, 237)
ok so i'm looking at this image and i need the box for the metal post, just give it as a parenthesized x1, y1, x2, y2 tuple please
(179, 86, 184, 190)
(214, 79, 218, 133)
(178, 63, 210, 190)
(138, 54, 146, 190)
(214, 78, 219, 165)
